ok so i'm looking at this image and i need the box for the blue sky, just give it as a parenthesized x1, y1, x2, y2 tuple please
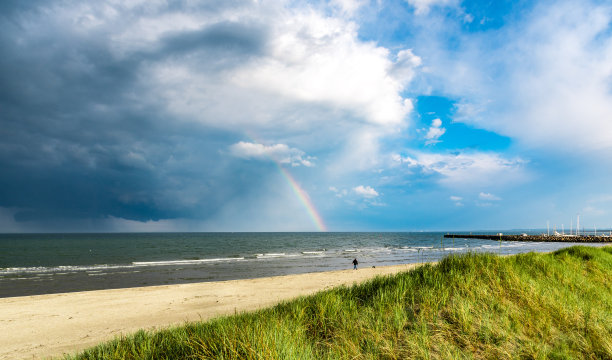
(1, 0, 612, 232)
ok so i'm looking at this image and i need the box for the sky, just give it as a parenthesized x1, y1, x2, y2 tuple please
(1, 0, 612, 232)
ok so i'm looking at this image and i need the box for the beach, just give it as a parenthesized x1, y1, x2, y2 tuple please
(0, 263, 418, 360)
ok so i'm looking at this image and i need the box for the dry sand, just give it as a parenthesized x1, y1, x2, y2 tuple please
(0, 263, 420, 359)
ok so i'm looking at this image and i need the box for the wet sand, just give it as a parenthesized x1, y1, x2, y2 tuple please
(0, 263, 419, 359)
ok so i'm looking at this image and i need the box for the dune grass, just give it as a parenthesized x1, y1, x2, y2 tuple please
(68, 245, 612, 359)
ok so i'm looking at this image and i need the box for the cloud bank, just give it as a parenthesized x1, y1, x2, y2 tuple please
(2, 0, 612, 231)
(0, 0, 418, 230)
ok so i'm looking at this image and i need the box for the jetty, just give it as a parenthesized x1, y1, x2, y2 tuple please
(444, 234, 612, 243)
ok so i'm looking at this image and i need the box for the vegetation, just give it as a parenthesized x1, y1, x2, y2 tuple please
(68, 246, 612, 359)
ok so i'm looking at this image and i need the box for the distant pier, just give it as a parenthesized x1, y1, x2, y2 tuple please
(444, 234, 612, 243)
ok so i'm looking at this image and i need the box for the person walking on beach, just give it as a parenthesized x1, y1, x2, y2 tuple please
(352, 258, 358, 270)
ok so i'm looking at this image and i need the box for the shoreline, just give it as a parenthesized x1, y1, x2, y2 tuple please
(4, 232, 609, 299)
(0, 263, 420, 360)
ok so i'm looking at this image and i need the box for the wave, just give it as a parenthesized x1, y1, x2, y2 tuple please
(0, 264, 131, 275)
(132, 257, 245, 266)
(398, 247, 418, 252)
(439, 247, 465, 251)
(0, 257, 247, 275)
(256, 253, 300, 259)
(301, 250, 325, 255)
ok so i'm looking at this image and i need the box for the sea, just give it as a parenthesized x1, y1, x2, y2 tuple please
(0, 232, 607, 298)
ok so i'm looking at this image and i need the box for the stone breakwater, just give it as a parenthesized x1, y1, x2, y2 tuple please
(444, 234, 612, 243)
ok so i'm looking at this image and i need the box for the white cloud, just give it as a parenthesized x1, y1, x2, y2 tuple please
(231, 11, 415, 127)
(394, 151, 529, 189)
(427, 1, 612, 156)
(353, 185, 379, 198)
(479, 192, 501, 201)
(392, 49, 422, 85)
(329, 186, 349, 198)
(331, 185, 384, 207)
(424, 118, 446, 145)
(450, 195, 463, 206)
(475, 192, 501, 208)
(331, 0, 367, 16)
(142, 4, 419, 135)
(391, 153, 419, 166)
(229, 141, 314, 167)
(406, 0, 459, 15)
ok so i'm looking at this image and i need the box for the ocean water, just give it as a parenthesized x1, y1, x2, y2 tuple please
(0, 232, 606, 298)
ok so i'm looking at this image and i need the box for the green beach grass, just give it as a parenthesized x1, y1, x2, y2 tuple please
(68, 245, 611, 359)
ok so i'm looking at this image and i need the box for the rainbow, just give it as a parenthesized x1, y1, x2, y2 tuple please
(240, 133, 328, 231)
(277, 166, 328, 232)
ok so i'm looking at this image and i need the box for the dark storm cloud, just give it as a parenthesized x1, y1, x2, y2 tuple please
(0, 0, 47, 16)
(159, 21, 267, 56)
(0, 0, 271, 227)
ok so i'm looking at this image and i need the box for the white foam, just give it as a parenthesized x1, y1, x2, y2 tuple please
(1, 264, 130, 275)
(132, 257, 245, 266)
(1, 257, 246, 275)
(256, 253, 300, 259)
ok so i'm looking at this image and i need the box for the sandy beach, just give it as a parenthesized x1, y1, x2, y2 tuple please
(0, 263, 419, 359)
